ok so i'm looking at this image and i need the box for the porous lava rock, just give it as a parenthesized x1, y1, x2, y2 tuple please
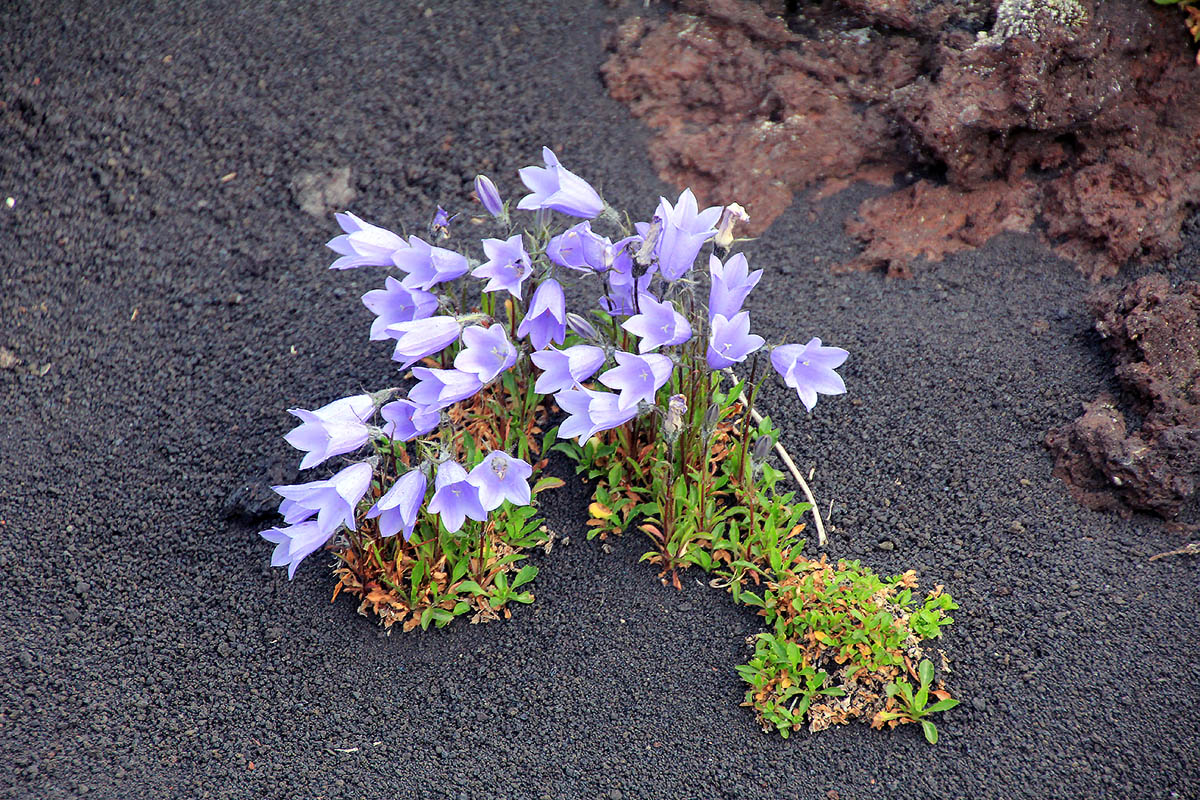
(1046, 275, 1200, 518)
(603, 0, 1200, 279)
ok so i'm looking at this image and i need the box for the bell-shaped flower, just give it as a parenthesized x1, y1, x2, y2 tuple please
(283, 394, 375, 469)
(278, 497, 316, 525)
(474, 174, 505, 218)
(384, 316, 462, 369)
(547, 222, 610, 272)
(361, 276, 439, 341)
(327, 212, 407, 271)
(454, 324, 517, 383)
(597, 352, 674, 411)
(365, 469, 427, 540)
(517, 147, 604, 219)
(426, 461, 488, 533)
(391, 235, 469, 290)
(529, 344, 606, 394)
(517, 279, 566, 350)
(271, 461, 373, 537)
(621, 293, 692, 353)
(472, 235, 532, 298)
(706, 312, 765, 370)
(708, 252, 763, 320)
(260, 520, 335, 579)
(467, 451, 533, 511)
(555, 386, 639, 444)
(408, 367, 485, 410)
(380, 399, 440, 441)
(653, 189, 722, 281)
(770, 337, 849, 412)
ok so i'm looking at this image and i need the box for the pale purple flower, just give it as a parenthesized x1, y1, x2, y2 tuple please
(474, 174, 504, 218)
(326, 212, 407, 271)
(529, 344, 606, 394)
(431, 206, 456, 239)
(278, 497, 315, 525)
(384, 316, 462, 369)
(271, 461, 373, 536)
(361, 276, 439, 341)
(408, 367, 484, 410)
(426, 461, 488, 533)
(472, 235, 532, 298)
(621, 293, 692, 353)
(260, 521, 333, 579)
(654, 189, 722, 281)
(283, 394, 375, 470)
(708, 252, 763, 320)
(454, 324, 517, 383)
(555, 386, 639, 444)
(366, 469, 427, 540)
(706, 312, 765, 370)
(517, 147, 604, 219)
(391, 235, 469, 290)
(380, 399, 440, 441)
(467, 451, 533, 511)
(547, 222, 610, 272)
(517, 279, 566, 350)
(597, 352, 675, 410)
(770, 337, 849, 412)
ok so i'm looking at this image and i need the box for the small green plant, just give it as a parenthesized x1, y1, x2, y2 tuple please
(876, 659, 962, 744)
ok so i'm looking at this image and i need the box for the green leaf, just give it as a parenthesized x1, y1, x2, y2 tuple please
(921, 720, 939, 745)
(925, 698, 960, 714)
(532, 476, 565, 494)
(511, 564, 538, 589)
(919, 659, 934, 689)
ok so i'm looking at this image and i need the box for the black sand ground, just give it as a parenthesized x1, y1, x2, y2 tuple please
(2, 2, 1198, 798)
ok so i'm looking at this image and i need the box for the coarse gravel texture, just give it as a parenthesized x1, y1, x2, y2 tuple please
(1, 1, 1198, 799)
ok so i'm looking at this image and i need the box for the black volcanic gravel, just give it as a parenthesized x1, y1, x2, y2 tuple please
(1, 2, 1198, 799)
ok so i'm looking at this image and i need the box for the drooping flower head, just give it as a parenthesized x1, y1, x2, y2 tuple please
(473, 235, 532, 298)
(713, 203, 750, 252)
(361, 276, 439, 341)
(547, 221, 610, 272)
(770, 337, 849, 412)
(517, 147, 604, 219)
(327, 212, 407, 271)
(454, 324, 517, 383)
(708, 252, 763, 321)
(529, 344, 606, 395)
(653, 189, 722, 281)
(271, 461, 373, 537)
(384, 316, 463, 369)
(706, 312, 765, 370)
(467, 451, 533, 512)
(407, 367, 484, 410)
(517, 279, 566, 350)
(474, 174, 505, 218)
(283, 394, 375, 470)
(554, 386, 640, 444)
(391, 235, 470, 290)
(379, 399, 440, 441)
(597, 352, 675, 411)
(366, 469, 427, 540)
(621, 293, 692, 353)
(426, 461, 488, 533)
(260, 521, 334, 580)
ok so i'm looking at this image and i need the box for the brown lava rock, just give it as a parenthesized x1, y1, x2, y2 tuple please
(603, 0, 1200, 279)
(1046, 275, 1200, 518)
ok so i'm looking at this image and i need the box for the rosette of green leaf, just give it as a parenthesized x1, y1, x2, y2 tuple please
(875, 659, 961, 744)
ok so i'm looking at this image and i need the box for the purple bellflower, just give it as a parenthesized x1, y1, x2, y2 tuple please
(517, 147, 604, 219)
(467, 451, 533, 511)
(408, 367, 485, 410)
(598, 352, 675, 410)
(361, 276, 439, 341)
(327, 212, 407, 271)
(555, 386, 639, 444)
(454, 324, 517, 383)
(653, 189, 722, 281)
(473, 235, 532, 298)
(283, 394, 374, 470)
(708, 253, 763, 320)
(271, 461, 373, 537)
(517, 279, 566, 350)
(770, 337, 849, 412)
(277, 496, 316, 525)
(622, 293, 692, 353)
(474, 174, 505, 218)
(426, 461, 488, 533)
(365, 468, 427, 540)
(547, 222, 609, 272)
(391, 235, 469, 290)
(706, 312, 765, 370)
(529, 344, 606, 394)
(380, 399, 440, 441)
(260, 520, 333, 580)
(384, 316, 462, 369)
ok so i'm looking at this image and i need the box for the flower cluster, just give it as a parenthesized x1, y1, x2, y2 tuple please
(260, 146, 848, 586)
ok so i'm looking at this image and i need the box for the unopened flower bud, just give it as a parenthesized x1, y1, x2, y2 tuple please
(662, 393, 687, 443)
(474, 175, 504, 218)
(752, 434, 773, 463)
(703, 402, 721, 431)
(566, 312, 599, 341)
(714, 203, 749, 253)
